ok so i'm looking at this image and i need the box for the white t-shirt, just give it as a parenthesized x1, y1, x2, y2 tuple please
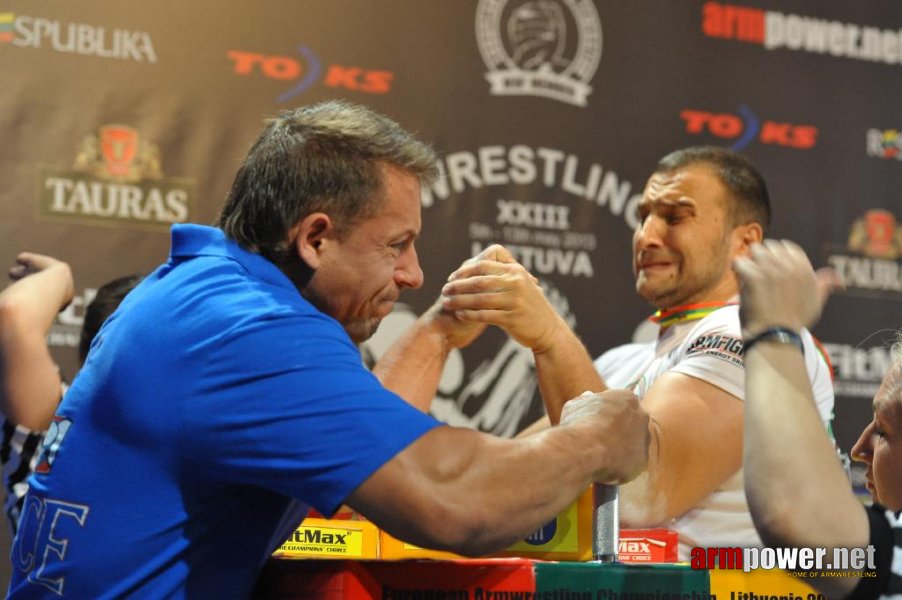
(594, 305, 835, 559)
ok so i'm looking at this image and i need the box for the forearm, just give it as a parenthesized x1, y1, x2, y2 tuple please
(534, 321, 606, 424)
(373, 308, 452, 412)
(618, 420, 668, 526)
(0, 262, 73, 429)
(744, 343, 868, 549)
(0, 264, 73, 332)
(356, 424, 608, 556)
(0, 302, 62, 429)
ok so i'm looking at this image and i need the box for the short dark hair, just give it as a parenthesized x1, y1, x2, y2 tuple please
(217, 100, 438, 261)
(655, 146, 771, 230)
(79, 274, 142, 363)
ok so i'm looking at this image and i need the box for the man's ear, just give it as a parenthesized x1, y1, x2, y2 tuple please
(733, 222, 764, 257)
(292, 212, 335, 269)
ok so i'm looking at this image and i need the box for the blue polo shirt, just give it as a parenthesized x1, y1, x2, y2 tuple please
(9, 224, 440, 599)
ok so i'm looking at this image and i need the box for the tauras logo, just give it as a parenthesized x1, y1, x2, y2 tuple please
(825, 209, 902, 299)
(2, 13, 156, 63)
(39, 125, 195, 231)
(476, 0, 602, 106)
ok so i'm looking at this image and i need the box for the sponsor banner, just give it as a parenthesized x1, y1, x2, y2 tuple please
(227, 46, 394, 103)
(36, 125, 196, 232)
(618, 529, 679, 563)
(1, 12, 156, 62)
(273, 518, 378, 560)
(823, 342, 894, 399)
(702, 1, 902, 66)
(681, 106, 818, 151)
(476, 0, 602, 106)
(692, 545, 877, 575)
(824, 209, 902, 300)
(866, 128, 902, 161)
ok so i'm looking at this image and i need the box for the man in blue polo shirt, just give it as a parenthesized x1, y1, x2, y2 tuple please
(8, 101, 649, 598)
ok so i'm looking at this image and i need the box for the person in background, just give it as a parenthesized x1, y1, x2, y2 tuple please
(0, 253, 73, 534)
(736, 239, 900, 600)
(0, 253, 140, 534)
(7, 101, 650, 598)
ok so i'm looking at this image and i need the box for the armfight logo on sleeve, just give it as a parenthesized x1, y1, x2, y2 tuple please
(686, 334, 745, 366)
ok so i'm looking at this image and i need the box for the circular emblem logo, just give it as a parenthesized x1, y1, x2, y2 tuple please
(476, 0, 603, 106)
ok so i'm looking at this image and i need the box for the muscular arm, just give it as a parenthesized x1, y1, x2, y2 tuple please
(735, 240, 866, 599)
(347, 389, 648, 556)
(744, 343, 866, 599)
(0, 253, 74, 430)
(619, 373, 743, 525)
(376, 243, 604, 418)
(373, 301, 485, 411)
(532, 323, 605, 424)
(441, 244, 604, 423)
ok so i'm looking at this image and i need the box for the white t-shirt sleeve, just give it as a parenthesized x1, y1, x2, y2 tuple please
(669, 307, 746, 401)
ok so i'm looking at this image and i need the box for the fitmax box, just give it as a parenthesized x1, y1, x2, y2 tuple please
(379, 487, 593, 561)
(273, 517, 379, 560)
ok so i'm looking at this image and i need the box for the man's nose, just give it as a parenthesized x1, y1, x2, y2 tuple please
(634, 215, 665, 250)
(395, 246, 424, 289)
(850, 422, 875, 464)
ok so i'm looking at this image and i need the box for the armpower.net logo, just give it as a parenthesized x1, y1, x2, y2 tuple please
(692, 546, 877, 578)
(702, 2, 902, 66)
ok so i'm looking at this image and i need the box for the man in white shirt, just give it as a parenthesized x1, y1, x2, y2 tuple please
(589, 146, 834, 557)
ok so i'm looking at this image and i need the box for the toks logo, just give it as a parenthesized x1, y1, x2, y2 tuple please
(38, 125, 196, 230)
(227, 47, 393, 103)
(681, 106, 818, 151)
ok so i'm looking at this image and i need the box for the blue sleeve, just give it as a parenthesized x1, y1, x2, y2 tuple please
(183, 312, 441, 516)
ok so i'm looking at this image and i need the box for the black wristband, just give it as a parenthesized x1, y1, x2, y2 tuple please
(744, 327, 805, 355)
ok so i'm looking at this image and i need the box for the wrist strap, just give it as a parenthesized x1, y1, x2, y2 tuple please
(744, 327, 805, 355)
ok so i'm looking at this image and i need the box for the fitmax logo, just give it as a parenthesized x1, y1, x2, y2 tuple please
(227, 46, 393, 103)
(288, 528, 348, 545)
(681, 106, 818, 150)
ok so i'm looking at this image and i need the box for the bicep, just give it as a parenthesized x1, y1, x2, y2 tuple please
(629, 372, 743, 520)
(345, 425, 485, 550)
